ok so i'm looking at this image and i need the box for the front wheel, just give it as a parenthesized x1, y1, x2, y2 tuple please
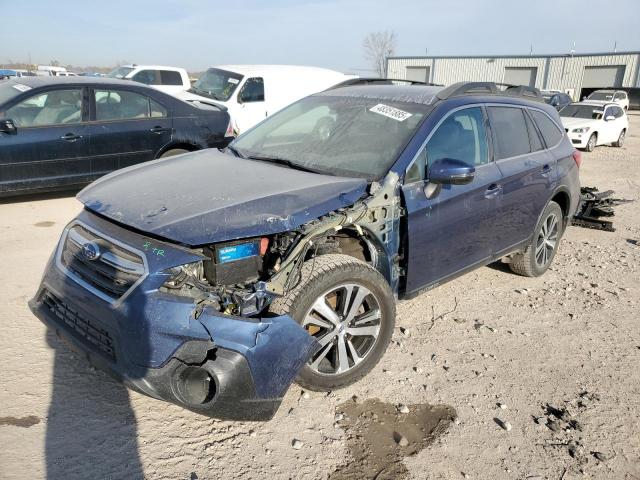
(585, 133, 597, 152)
(510, 201, 563, 277)
(270, 254, 395, 391)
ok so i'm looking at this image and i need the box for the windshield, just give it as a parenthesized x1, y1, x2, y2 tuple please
(107, 67, 134, 79)
(189, 68, 243, 102)
(0, 82, 25, 106)
(588, 91, 614, 101)
(560, 104, 604, 120)
(232, 95, 429, 180)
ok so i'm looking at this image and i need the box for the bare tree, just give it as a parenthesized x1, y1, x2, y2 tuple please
(363, 31, 397, 78)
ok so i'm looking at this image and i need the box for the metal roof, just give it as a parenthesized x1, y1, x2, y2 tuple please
(3, 76, 134, 88)
(389, 51, 640, 60)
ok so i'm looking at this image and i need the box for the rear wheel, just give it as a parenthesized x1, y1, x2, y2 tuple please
(270, 254, 395, 391)
(160, 148, 189, 158)
(510, 201, 563, 277)
(613, 129, 626, 147)
(585, 133, 597, 152)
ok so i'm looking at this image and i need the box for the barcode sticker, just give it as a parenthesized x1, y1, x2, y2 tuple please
(13, 84, 32, 92)
(369, 103, 413, 122)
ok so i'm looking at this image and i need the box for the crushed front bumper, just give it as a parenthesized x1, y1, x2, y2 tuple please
(29, 210, 318, 421)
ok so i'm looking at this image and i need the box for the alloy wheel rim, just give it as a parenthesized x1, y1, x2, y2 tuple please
(619, 131, 625, 145)
(588, 136, 596, 150)
(535, 212, 559, 268)
(302, 283, 381, 376)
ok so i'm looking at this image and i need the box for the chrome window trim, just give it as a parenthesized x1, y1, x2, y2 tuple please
(404, 104, 489, 186)
(55, 220, 149, 307)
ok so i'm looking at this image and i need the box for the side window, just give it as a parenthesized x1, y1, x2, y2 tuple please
(530, 110, 563, 147)
(160, 70, 182, 86)
(95, 90, 159, 120)
(132, 69, 159, 85)
(604, 107, 614, 119)
(487, 106, 531, 159)
(614, 106, 624, 118)
(150, 99, 167, 118)
(423, 106, 489, 173)
(239, 77, 265, 103)
(6, 89, 82, 127)
(524, 112, 544, 151)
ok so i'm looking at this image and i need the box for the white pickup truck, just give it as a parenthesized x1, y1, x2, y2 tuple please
(176, 65, 356, 134)
(107, 65, 191, 95)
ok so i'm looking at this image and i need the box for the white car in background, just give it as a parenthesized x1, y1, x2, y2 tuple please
(107, 65, 191, 95)
(586, 89, 630, 110)
(177, 65, 356, 134)
(560, 101, 628, 151)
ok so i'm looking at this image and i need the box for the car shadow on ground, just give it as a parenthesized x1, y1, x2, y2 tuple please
(45, 330, 145, 480)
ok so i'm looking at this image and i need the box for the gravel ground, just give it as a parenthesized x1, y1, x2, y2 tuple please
(1, 114, 639, 480)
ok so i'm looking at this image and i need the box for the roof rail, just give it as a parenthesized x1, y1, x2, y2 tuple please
(436, 82, 543, 101)
(329, 77, 444, 89)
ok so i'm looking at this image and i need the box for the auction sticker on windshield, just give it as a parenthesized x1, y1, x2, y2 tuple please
(12, 84, 32, 92)
(369, 104, 413, 122)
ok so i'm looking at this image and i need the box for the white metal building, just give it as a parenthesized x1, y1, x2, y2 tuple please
(387, 51, 640, 99)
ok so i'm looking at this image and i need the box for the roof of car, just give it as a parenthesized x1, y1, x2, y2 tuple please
(2, 76, 147, 88)
(316, 84, 444, 105)
(577, 100, 617, 107)
(213, 64, 347, 76)
(120, 65, 186, 71)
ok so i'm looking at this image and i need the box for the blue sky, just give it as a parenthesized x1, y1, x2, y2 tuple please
(2, 0, 638, 73)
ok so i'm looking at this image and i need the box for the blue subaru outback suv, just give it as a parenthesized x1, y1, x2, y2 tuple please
(29, 82, 580, 420)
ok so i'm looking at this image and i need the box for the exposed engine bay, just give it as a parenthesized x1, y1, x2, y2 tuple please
(162, 172, 402, 317)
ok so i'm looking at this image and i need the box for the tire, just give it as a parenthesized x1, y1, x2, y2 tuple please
(613, 129, 626, 148)
(509, 201, 563, 277)
(160, 148, 189, 158)
(270, 254, 395, 391)
(585, 133, 597, 152)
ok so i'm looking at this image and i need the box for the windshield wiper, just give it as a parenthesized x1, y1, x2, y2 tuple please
(246, 155, 324, 174)
(189, 86, 222, 101)
(226, 145, 244, 158)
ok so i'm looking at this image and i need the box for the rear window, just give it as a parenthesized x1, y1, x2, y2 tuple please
(160, 70, 183, 86)
(530, 110, 563, 147)
(487, 106, 531, 159)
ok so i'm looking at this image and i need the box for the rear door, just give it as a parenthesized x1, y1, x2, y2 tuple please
(402, 105, 503, 292)
(88, 88, 172, 178)
(488, 105, 553, 254)
(0, 87, 91, 194)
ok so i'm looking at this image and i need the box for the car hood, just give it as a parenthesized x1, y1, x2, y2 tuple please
(78, 149, 368, 246)
(560, 117, 596, 130)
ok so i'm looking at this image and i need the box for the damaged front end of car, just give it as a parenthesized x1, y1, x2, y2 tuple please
(29, 164, 403, 420)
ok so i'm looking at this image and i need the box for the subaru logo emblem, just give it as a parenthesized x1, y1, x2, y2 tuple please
(81, 242, 101, 261)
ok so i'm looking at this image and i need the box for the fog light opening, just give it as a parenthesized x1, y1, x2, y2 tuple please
(175, 366, 216, 406)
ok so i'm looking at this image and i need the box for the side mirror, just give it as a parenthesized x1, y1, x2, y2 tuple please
(0, 118, 17, 135)
(429, 158, 475, 185)
(605, 115, 615, 122)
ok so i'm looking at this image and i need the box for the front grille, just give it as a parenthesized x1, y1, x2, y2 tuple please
(42, 291, 116, 360)
(60, 224, 144, 300)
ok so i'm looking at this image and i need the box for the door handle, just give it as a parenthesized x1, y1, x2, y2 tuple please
(60, 133, 83, 142)
(149, 126, 169, 134)
(484, 183, 502, 199)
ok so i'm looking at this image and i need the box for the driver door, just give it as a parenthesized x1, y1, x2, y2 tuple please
(401, 106, 502, 293)
(235, 77, 266, 133)
(0, 87, 90, 194)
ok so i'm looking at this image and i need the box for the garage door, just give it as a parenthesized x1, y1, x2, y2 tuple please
(582, 65, 626, 88)
(504, 67, 538, 87)
(406, 66, 430, 83)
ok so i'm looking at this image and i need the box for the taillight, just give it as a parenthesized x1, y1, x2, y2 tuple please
(572, 150, 582, 168)
(225, 119, 234, 137)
